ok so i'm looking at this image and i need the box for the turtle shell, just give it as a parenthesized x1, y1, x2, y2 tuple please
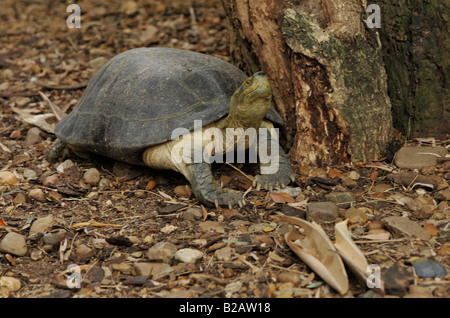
(55, 47, 283, 164)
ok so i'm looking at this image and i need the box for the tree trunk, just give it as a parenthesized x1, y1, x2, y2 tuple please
(221, 0, 392, 167)
(375, 0, 449, 139)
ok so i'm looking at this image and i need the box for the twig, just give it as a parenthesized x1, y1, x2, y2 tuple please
(39, 91, 66, 121)
(32, 78, 87, 90)
(225, 162, 254, 181)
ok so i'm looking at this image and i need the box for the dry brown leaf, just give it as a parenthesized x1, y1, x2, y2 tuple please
(201, 204, 208, 221)
(276, 215, 349, 295)
(0, 217, 8, 227)
(269, 192, 295, 204)
(38, 91, 67, 121)
(334, 220, 370, 282)
(10, 106, 56, 133)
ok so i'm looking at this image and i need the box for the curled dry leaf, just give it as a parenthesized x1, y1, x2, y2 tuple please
(334, 220, 369, 282)
(10, 106, 56, 133)
(276, 215, 349, 295)
(334, 220, 385, 293)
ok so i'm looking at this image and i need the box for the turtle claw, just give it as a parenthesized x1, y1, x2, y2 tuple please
(253, 171, 294, 192)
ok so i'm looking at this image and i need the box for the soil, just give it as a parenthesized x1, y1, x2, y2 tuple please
(0, 0, 449, 299)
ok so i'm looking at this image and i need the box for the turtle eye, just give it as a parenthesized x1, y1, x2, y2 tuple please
(243, 79, 252, 87)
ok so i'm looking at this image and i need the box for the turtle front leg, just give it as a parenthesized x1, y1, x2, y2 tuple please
(189, 162, 246, 208)
(253, 121, 296, 192)
(46, 140, 71, 163)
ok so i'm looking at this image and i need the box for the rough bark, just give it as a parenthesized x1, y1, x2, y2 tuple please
(221, 0, 393, 166)
(375, 0, 449, 139)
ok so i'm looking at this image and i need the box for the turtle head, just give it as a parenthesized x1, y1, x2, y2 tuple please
(227, 72, 272, 128)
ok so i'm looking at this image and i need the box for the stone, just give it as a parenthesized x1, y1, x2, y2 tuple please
(13, 193, 27, 204)
(56, 159, 74, 173)
(147, 242, 177, 263)
(372, 183, 393, 193)
(382, 216, 431, 240)
(0, 232, 27, 256)
(215, 246, 232, 261)
(98, 178, 110, 188)
(327, 191, 355, 208)
(140, 25, 160, 44)
(182, 207, 203, 221)
(42, 174, 59, 187)
(28, 188, 45, 201)
(13, 153, 30, 165)
(198, 221, 225, 233)
(345, 171, 360, 180)
(0, 171, 17, 185)
(174, 248, 203, 263)
(413, 260, 447, 278)
(133, 262, 173, 279)
(277, 272, 301, 284)
(24, 127, 43, 146)
(248, 223, 274, 233)
(23, 169, 37, 180)
(30, 249, 44, 261)
(344, 207, 369, 224)
(83, 168, 100, 185)
(273, 186, 302, 198)
(75, 244, 94, 259)
(0, 276, 21, 297)
(174, 185, 192, 198)
(306, 201, 339, 222)
(394, 146, 448, 169)
(89, 56, 107, 70)
(43, 233, 60, 246)
(30, 215, 54, 235)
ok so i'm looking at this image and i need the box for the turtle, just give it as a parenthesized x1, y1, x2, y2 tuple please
(47, 47, 295, 208)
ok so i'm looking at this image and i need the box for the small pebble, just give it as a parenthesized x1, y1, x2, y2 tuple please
(24, 127, 43, 146)
(198, 221, 225, 233)
(0, 276, 21, 297)
(13, 193, 27, 204)
(367, 220, 384, 230)
(76, 244, 94, 259)
(306, 201, 339, 222)
(0, 171, 17, 185)
(83, 168, 100, 185)
(23, 169, 37, 180)
(98, 178, 110, 188)
(174, 185, 192, 198)
(42, 174, 59, 187)
(383, 216, 431, 240)
(0, 232, 27, 256)
(215, 246, 232, 261)
(30, 215, 54, 235)
(43, 233, 60, 246)
(344, 207, 368, 224)
(133, 262, 173, 279)
(56, 159, 74, 173)
(413, 260, 447, 278)
(372, 183, 392, 193)
(327, 191, 355, 208)
(28, 188, 46, 201)
(278, 272, 301, 284)
(147, 242, 178, 263)
(174, 248, 203, 263)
